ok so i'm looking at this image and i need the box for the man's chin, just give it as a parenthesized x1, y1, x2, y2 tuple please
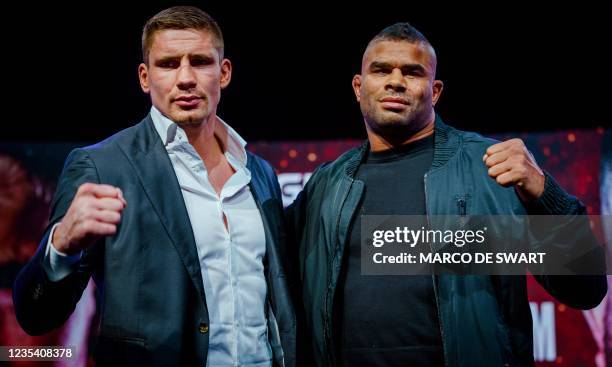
(373, 117, 413, 131)
(170, 110, 208, 126)
(367, 114, 423, 137)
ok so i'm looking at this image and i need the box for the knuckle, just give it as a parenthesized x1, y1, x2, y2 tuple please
(76, 183, 86, 193)
(79, 196, 92, 208)
(80, 207, 94, 221)
(510, 155, 522, 165)
(520, 166, 529, 176)
(78, 182, 93, 193)
(112, 212, 121, 223)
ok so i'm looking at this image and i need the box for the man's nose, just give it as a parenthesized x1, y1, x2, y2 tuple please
(177, 63, 197, 90)
(385, 68, 406, 92)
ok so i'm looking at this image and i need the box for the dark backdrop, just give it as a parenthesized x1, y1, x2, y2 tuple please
(5, 1, 610, 142)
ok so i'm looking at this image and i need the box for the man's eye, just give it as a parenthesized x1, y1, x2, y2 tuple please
(191, 57, 212, 67)
(404, 67, 426, 77)
(158, 60, 178, 68)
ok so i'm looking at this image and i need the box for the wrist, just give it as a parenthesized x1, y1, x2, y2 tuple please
(51, 223, 71, 255)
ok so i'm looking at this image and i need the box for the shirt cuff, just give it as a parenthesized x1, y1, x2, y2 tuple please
(43, 223, 82, 282)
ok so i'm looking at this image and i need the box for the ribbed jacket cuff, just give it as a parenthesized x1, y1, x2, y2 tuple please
(527, 172, 579, 215)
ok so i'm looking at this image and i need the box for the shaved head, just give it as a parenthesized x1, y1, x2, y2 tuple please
(364, 22, 438, 78)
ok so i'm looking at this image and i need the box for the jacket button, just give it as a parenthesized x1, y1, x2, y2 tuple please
(32, 284, 43, 300)
(199, 323, 209, 334)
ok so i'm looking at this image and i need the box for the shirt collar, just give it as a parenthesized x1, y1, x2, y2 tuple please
(150, 106, 248, 166)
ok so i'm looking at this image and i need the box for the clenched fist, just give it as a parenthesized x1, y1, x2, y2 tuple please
(484, 138, 545, 203)
(52, 183, 127, 255)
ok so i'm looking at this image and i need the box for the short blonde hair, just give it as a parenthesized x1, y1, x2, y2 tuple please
(142, 6, 224, 64)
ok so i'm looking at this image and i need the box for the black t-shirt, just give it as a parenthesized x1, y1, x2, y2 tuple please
(334, 134, 444, 367)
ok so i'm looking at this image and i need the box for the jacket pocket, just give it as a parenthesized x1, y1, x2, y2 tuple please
(94, 335, 150, 366)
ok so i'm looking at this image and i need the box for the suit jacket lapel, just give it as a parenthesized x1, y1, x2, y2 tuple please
(119, 115, 207, 307)
(248, 158, 286, 278)
(248, 163, 273, 253)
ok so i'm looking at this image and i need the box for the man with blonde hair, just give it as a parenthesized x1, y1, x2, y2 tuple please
(14, 6, 296, 366)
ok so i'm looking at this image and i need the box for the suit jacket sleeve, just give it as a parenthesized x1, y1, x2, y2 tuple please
(13, 148, 102, 335)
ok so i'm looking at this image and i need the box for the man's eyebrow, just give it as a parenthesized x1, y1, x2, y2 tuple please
(154, 55, 180, 64)
(189, 54, 215, 63)
(369, 61, 427, 74)
(402, 64, 427, 74)
(369, 61, 393, 70)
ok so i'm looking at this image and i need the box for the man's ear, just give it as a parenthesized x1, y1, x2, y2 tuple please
(432, 79, 444, 106)
(138, 63, 150, 93)
(352, 74, 362, 102)
(220, 58, 232, 89)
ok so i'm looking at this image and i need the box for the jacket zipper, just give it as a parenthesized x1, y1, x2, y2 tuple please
(424, 172, 449, 367)
(458, 198, 467, 216)
(323, 177, 354, 366)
